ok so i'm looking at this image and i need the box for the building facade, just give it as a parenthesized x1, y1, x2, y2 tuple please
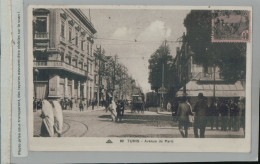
(174, 45, 245, 106)
(33, 8, 96, 106)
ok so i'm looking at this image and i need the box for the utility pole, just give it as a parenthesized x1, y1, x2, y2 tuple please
(213, 64, 216, 100)
(97, 45, 101, 107)
(161, 40, 167, 109)
(113, 55, 118, 97)
(181, 32, 187, 95)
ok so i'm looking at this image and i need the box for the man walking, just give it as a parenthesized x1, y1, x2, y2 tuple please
(79, 99, 84, 112)
(193, 93, 209, 138)
(176, 96, 193, 138)
(92, 98, 95, 110)
(230, 99, 239, 131)
(208, 99, 218, 130)
(220, 99, 229, 131)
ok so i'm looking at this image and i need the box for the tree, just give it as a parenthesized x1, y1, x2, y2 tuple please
(95, 49, 140, 99)
(183, 10, 246, 82)
(148, 43, 177, 96)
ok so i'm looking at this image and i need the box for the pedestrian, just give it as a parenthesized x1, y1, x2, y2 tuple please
(69, 99, 73, 110)
(176, 96, 193, 138)
(120, 100, 125, 116)
(172, 100, 179, 122)
(64, 98, 68, 110)
(108, 97, 117, 122)
(33, 97, 37, 112)
(220, 99, 229, 131)
(116, 100, 122, 122)
(83, 100, 87, 110)
(37, 99, 41, 110)
(230, 99, 239, 131)
(40, 100, 55, 137)
(193, 93, 209, 138)
(208, 99, 217, 130)
(227, 99, 232, 131)
(167, 101, 172, 112)
(60, 98, 64, 110)
(215, 99, 220, 130)
(241, 103, 245, 136)
(92, 98, 95, 110)
(51, 100, 63, 137)
(238, 97, 245, 132)
(79, 99, 84, 112)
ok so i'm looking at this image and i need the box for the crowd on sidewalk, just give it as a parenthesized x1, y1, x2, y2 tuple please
(173, 93, 245, 138)
(33, 97, 108, 112)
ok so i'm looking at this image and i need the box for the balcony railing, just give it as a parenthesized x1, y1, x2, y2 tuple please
(34, 32, 49, 39)
(34, 60, 87, 76)
(193, 72, 222, 81)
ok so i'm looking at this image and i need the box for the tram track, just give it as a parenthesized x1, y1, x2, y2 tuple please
(61, 121, 71, 136)
(62, 118, 89, 137)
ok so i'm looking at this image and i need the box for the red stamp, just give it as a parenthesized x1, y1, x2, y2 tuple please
(212, 10, 250, 42)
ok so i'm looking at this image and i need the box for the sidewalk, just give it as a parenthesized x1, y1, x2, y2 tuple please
(63, 105, 106, 113)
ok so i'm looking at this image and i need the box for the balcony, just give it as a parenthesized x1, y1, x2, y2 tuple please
(34, 60, 88, 77)
(34, 32, 49, 39)
(193, 72, 223, 82)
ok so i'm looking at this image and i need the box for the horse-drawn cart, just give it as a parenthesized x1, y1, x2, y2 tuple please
(131, 94, 144, 113)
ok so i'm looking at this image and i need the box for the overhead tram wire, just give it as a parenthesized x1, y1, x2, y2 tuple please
(93, 36, 182, 45)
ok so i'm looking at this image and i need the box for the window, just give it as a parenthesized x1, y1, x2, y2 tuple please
(61, 52, 64, 61)
(35, 17, 47, 32)
(87, 42, 90, 55)
(90, 63, 93, 74)
(90, 44, 93, 56)
(75, 32, 78, 46)
(90, 87, 92, 100)
(61, 20, 65, 38)
(69, 27, 72, 42)
(81, 40, 84, 51)
(34, 17, 48, 39)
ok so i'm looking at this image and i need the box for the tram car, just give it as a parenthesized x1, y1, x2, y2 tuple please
(131, 94, 144, 113)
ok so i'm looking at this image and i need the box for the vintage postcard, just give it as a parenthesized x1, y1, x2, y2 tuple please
(27, 5, 252, 152)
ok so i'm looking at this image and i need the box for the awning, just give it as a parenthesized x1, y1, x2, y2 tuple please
(176, 80, 245, 97)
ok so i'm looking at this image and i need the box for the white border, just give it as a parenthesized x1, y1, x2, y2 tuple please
(28, 5, 252, 152)
(1, 0, 13, 163)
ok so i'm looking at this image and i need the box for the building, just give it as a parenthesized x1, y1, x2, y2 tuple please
(174, 45, 245, 106)
(33, 8, 97, 107)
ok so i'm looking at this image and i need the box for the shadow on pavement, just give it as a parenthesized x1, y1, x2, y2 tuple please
(99, 114, 178, 127)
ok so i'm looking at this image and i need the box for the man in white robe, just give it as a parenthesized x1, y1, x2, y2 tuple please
(40, 99, 63, 137)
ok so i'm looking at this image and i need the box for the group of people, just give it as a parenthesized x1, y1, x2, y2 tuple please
(175, 93, 245, 138)
(59, 98, 98, 111)
(33, 98, 43, 111)
(60, 98, 73, 110)
(106, 97, 125, 122)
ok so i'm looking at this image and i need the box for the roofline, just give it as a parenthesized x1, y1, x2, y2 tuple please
(70, 9, 97, 34)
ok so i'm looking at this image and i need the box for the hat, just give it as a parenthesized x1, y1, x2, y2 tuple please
(181, 96, 187, 102)
(198, 93, 204, 99)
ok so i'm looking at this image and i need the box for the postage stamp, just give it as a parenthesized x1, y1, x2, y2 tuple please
(212, 10, 250, 42)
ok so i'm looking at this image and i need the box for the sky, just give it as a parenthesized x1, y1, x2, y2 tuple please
(84, 9, 190, 93)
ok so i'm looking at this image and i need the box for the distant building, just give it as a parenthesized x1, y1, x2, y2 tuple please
(33, 8, 97, 106)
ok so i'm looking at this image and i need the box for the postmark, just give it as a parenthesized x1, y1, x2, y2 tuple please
(212, 10, 250, 42)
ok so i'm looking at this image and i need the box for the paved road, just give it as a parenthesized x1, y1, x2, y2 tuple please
(34, 107, 244, 138)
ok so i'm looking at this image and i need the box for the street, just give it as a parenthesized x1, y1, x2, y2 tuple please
(34, 106, 244, 138)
